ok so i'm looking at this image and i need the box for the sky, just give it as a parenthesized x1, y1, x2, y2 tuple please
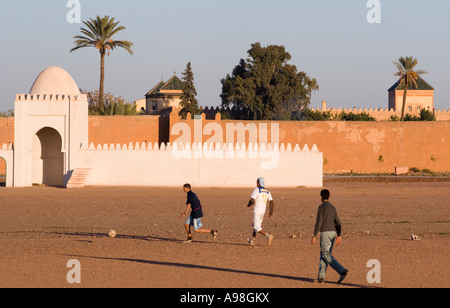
(0, 0, 449, 112)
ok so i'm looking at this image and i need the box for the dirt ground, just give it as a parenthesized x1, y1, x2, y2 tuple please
(0, 182, 448, 288)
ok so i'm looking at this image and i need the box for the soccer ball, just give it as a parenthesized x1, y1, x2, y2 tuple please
(108, 229, 117, 238)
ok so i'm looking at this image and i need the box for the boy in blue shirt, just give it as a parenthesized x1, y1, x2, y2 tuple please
(180, 183, 218, 243)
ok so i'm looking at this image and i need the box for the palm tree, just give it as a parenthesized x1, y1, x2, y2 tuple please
(70, 15, 133, 105)
(393, 56, 427, 121)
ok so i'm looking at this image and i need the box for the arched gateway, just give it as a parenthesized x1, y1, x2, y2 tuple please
(13, 66, 88, 187)
(0, 156, 6, 187)
(32, 127, 64, 186)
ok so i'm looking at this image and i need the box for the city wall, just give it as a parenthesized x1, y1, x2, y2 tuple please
(76, 142, 323, 188)
(88, 115, 160, 144)
(1, 113, 449, 176)
(169, 111, 449, 174)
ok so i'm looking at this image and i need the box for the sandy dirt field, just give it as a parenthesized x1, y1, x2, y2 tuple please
(0, 182, 448, 288)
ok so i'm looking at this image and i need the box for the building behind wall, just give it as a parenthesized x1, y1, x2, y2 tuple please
(145, 75, 183, 113)
(388, 76, 434, 114)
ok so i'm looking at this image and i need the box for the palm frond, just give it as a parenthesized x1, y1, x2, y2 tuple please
(409, 76, 418, 89)
(70, 15, 133, 55)
(108, 25, 126, 39)
(415, 69, 428, 75)
(393, 61, 405, 74)
(107, 40, 134, 54)
(70, 43, 93, 53)
(79, 28, 97, 40)
(83, 19, 99, 38)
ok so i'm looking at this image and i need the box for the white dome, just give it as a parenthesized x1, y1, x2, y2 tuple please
(29, 66, 80, 95)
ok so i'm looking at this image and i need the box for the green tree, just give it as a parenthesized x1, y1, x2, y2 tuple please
(389, 115, 400, 121)
(70, 16, 133, 105)
(221, 42, 319, 120)
(393, 108, 436, 121)
(393, 56, 427, 121)
(179, 62, 200, 119)
(419, 108, 436, 121)
(0, 109, 14, 118)
(84, 90, 136, 115)
(404, 114, 420, 121)
(297, 109, 376, 121)
(295, 109, 333, 121)
(340, 111, 376, 121)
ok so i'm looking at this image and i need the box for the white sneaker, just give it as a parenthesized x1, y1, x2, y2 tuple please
(248, 238, 255, 246)
(183, 237, 193, 244)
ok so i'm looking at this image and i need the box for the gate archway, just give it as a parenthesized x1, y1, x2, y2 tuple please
(0, 156, 6, 187)
(32, 127, 64, 187)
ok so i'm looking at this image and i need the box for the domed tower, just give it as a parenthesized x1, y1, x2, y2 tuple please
(14, 66, 88, 187)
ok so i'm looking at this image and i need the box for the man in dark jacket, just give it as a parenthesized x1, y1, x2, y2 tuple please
(311, 189, 348, 283)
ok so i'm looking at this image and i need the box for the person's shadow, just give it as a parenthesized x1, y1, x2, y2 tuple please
(57, 231, 376, 288)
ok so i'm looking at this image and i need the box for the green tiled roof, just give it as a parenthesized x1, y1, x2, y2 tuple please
(146, 75, 183, 96)
(146, 81, 165, 96)
(388, 76, 434, 91)
(161, 75, 183, 91)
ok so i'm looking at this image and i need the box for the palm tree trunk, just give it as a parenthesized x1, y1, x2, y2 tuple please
(99, 52, 105, 106)
(400, 82, 408, 121)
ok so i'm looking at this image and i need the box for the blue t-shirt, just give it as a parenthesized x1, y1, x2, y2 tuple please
(187, 191, 203, 218)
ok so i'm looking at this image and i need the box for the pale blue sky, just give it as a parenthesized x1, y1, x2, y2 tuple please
(0, 0, 449, 112)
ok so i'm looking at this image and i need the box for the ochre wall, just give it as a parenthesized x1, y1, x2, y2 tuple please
(88, 115, 160, 145)
(0, 118, 13, 177)
(1, 115, 449, 175)
(0, 117, 14, 144)
(0, 116, 161, 146)
(169, 113, 450, 174)
(278, 121, 449, 174)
